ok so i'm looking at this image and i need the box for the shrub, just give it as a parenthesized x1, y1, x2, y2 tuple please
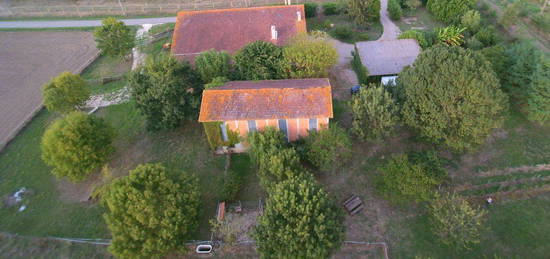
(41, 112, 115, 181)
(194, 49, 231, 83)
(129, 54, 202, 131)
(348, 0, 380, 26)
(94, 17, 135, 58)
(351, 84, 399, 141)
(429, 192, 486, 249)
(427, 0, 475, 24)
(234, 41, 285, 80)
(203, 121, 239, 150)
(42, 72, 90, 114)
(499, 2, 521, 26)
(103, 163, 200, 258)
(304, 2, 318, 18)
(247, 127, 287, 166)
(350, 45, 369, 84)
(474, 25, 500, 47)
(478, 44, 509, 82)
(466, 37, 483, 50)
(527, 56, 550, 124)
(389, 0, 403, 20)
(330, 25, 354, 41)
(376, 153, 444, 204)
(304, 124, 352, 173)
(436, 26, 466, 46)
(204, 76, 228, 89)
(399, 45, 508, 152)
(257, 147, 304, 189)
(461, 10, 481, 33)
(322, 2, 341, 15)
(399, 30, 429, 49)
(404, 0, 421, 10)
(221, 169, 245, 202)
(531, 13, 550, 33)
(283, 34, 338, 78)
(254, 175, 344, 259)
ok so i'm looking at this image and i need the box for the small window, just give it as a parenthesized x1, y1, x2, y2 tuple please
(220, 122, 229, 142)
(278, 119, 288, 141)
(309, 118, 318, 131)
(248, 120, 257, 132)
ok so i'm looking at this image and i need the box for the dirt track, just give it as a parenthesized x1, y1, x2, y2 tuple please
(0, 31, 98, 150)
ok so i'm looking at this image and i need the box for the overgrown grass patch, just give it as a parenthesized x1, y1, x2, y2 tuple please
(395, 7, 444, 32)
(307, 14, 383, 42)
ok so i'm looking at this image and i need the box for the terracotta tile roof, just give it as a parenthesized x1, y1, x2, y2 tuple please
(199, 78, 333, 122)
(171, 5, 307, 61)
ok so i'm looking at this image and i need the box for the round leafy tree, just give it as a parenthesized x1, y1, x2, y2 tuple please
(195, 49, 231, 83)
(304, 124, 352, 173)
(41, 112, 115, 181)
(254, 175, 344, 259)
(94, 17, 135, 58)
(351, 84, 399, 141)
(347, 0, 380, 26)
(429, 192, 486, 249)
(234, 41, 285, 80)
(129, 54, 202, 131)
(43, 72, 90, 114)
(103, 163, 200, 258)
(399, 45, 508, 152)
(283, 34, 338, 79)
(427, 0, 475, 24)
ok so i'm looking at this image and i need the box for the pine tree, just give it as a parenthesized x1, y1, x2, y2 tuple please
(527, 56, 550, 124)
(351, 84, 399, 141)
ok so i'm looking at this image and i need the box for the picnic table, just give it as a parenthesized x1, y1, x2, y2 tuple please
(343, 195, 364, 215)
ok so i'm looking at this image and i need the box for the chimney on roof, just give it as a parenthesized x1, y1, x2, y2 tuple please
(271, 25, 278, 40)
(297, 11, 301, 21)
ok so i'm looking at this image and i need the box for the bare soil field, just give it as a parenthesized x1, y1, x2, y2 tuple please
(0, 31, 98, 150)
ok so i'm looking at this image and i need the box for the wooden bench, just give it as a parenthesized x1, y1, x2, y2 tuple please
(343, 195, 364, 215)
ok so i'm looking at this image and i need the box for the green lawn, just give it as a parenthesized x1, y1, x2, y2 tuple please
(81, 54, 132, 95)
(395, 7, 444, 32)
(388, 194, 550, 258)
(307, 14, 383, 42)
(148, 23, 175, 35)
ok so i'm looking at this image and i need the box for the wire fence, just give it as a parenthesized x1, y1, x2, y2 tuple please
(0, 0, 334, 18)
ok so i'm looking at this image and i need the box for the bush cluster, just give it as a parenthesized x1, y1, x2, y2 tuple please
(303, 124, 352, 173)
(388, 0, 403, 20)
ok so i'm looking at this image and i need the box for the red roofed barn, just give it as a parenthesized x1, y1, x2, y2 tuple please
(171, 5, 307, 62)
(199, 79, 333, 145)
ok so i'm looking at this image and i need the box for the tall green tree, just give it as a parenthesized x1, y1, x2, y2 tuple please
(254, 175, 344, 259)
(505, 42, 542, 102)
(41, 112, 115, 181)
(103, 163, 200, 258)
(527, 56, 550, 124)
(461, 10, 481, 33)
(351, 84, 399, 141)
(94, 17, 135, 58)
(478, 44, 509, 83)
(283, 34, 338, 78)
(194, 49, 231, 83)
(234, 41, 285, 80)
(42, 71, 90, 114)
(129, 54, 202, 131)
(388, 0, 403, 20)
(348, 0, 381, 26)
(304, 124, 352, 173)
(427, 0, 475, 24)
(399, 45, 508, 152)
(429, 192, 486, 249)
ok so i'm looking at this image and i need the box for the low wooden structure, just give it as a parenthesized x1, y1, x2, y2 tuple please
(343, 195, 364, 215)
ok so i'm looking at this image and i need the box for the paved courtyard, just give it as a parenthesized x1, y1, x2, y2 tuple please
(0, 31, 98, 150)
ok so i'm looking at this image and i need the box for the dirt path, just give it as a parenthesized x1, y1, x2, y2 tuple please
(378, 0, 401, 41)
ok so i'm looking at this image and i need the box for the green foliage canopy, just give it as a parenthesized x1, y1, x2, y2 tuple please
(504, 42, 542, 102)
(461, 10, 481, 32)
(283, 34, 338, 79)
(42, 72, 90, 114)
(41, 112, 115, 181)
(129, 54, 202, 131)
(398, 45, 508, 152)
(427, 0, 475, 24)
(304, 124, 352, 173)
(194, 49, 231, 83)
(389, 0, 403, 20)
(234, 41, 285, 80)
(351, 84, 399, 141)
(527, 56, 550, 124)
(94, 17, 135, 58)
(254, 175, 344, 259)
(348, 0, 381, 26)
(399, 30, 429, 49)
(103, 163, 200, 258)
(429, 192, 486, 249)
